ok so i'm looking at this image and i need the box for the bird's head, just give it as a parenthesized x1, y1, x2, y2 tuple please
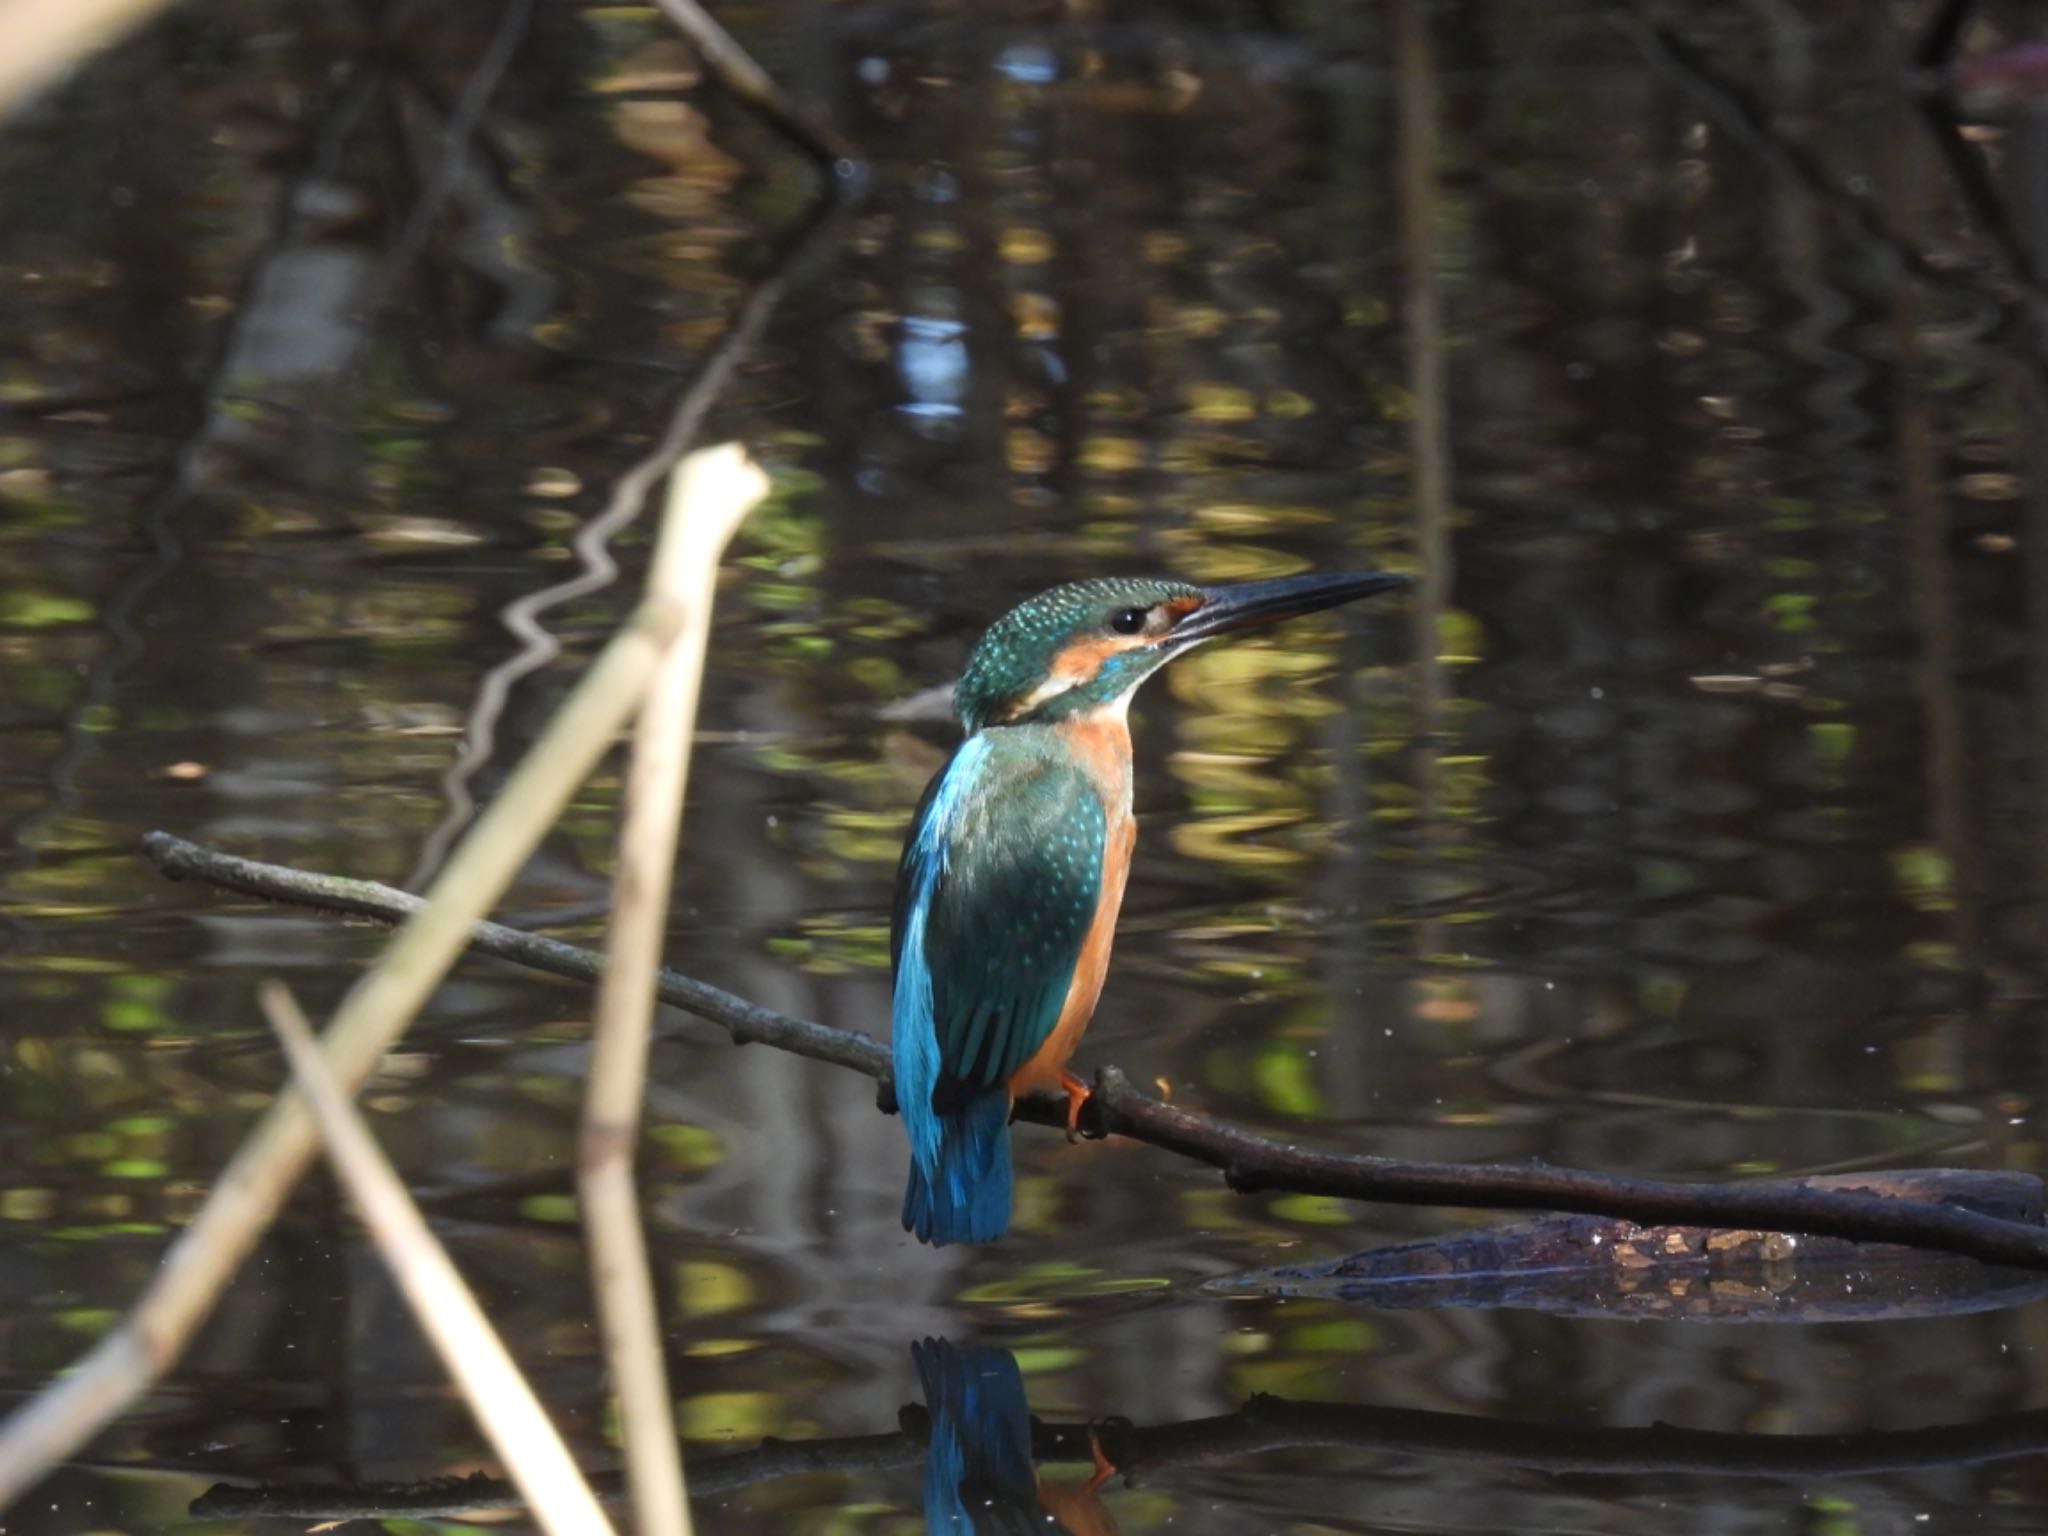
(954, 570, 1409, 732)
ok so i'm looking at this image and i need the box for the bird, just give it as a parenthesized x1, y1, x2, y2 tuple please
(914, 1337, 1120, 1535)
(890, 570, 1409, 1245)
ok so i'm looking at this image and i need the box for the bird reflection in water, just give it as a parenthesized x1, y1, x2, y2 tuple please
(915, 1339, 1119, 1535)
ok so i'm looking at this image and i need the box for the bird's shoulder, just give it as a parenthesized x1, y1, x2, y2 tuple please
(918, 727, 1109, 850)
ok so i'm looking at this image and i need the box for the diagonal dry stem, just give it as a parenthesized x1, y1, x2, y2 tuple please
(259, 983, 617, 1536)
(582, 446, 767, 1536)
(0, 0, 174, 120)
(0, 444, 749, 1508)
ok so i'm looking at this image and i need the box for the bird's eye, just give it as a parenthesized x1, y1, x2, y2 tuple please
(1109, 607, 1148, 635)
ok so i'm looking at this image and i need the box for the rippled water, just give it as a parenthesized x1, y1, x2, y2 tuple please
(7, 2, 2048, 1532)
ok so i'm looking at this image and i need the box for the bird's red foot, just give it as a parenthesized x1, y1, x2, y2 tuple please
(1060, 1070, 1092, 1142)
(1083, 1426, 1117, 1492)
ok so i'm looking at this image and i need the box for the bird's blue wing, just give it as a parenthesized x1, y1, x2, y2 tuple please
(914, 1338, 1037, 1533)
(892, 736, 1106, 1142)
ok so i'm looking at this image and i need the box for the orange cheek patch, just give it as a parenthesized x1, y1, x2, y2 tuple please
(1049, 633, 1145, 683)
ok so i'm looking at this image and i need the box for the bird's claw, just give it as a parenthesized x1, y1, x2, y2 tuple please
(1083, 1425, 1118, 1491)
(1059, 1070, 1092, 1142)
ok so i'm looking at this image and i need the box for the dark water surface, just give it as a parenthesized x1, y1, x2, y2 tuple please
(7, 1, 2048, 1531)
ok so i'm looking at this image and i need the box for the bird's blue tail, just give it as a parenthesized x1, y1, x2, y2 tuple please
(914, 1338, 1035, 1531)
(902, 1090, 1012, 1246)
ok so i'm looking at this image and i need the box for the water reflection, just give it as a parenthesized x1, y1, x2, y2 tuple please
(917, 1339, 1118, 1535)
(8, 0, 2048, 1532)
(180, 1321, 2048, 1531)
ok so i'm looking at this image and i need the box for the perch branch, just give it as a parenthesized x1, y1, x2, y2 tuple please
(144, 832, 885, 1076)
(141, 834, 2048, 1272)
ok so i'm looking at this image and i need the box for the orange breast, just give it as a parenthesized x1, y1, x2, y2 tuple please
(1009, 713, 1134, 1098)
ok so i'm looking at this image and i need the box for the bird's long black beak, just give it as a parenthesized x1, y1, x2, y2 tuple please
(1169, 570, 1410, 644)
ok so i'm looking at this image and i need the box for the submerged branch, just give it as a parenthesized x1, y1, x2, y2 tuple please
(143, 833, 2048, 1271)
(189, 1392, 2048, 1521)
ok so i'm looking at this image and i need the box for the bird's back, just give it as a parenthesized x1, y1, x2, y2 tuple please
(891, 724, 1132, 1243)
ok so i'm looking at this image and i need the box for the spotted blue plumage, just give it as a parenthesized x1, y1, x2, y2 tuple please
(892, 729, 1107, 1245)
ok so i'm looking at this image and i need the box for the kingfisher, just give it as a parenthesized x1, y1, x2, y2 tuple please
(914, 1338, 1119, 1534)
(891, 569, 1408, 1245)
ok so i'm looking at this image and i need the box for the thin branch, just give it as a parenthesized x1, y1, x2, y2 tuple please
(138, 834, 2048, 1272)
(258, 983, 617, 1536)
(650, 0, 863, 176)
(144, 831, 887, 1076)
(581, 446, 768, 1536)
(328, 0, 540, 389)
(1616, 0, 2040, 313)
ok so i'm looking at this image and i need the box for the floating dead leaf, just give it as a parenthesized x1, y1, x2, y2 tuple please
(1959, 472, 2020, 501)
(361, 702, 463, 736)
(525, 466, 582, 499)
(387, 397, 456, 425)
(358, 515, 483, 549)
(1689, 673, 1761, 693)
(1210, 1169, 2048, 1323)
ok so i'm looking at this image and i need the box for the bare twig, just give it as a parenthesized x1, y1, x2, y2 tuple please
(145, 832, 887, 1075)
(1616, 1, 2036, 311)
(258, 983, 617, 1536)
(650, 0, 862, 175)
(330, 0, 540, 388)
(582, 446, 768, 1536)
(137, 834, 2048, 1272)
(0, 571, 684, 1509)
